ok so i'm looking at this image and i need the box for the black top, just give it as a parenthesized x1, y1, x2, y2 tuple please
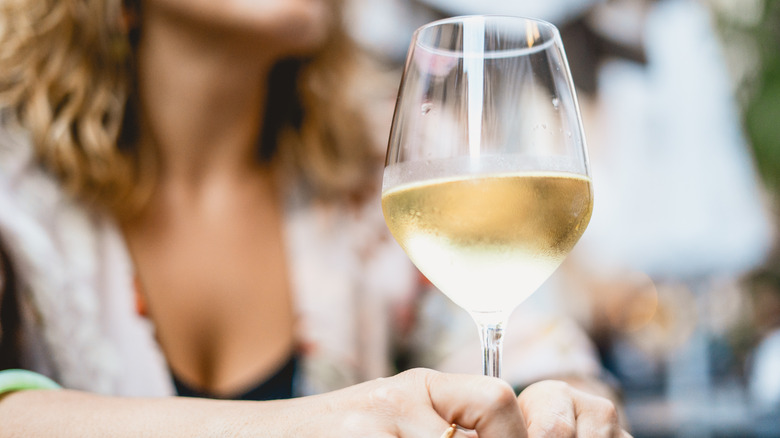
(173, 354, 297, 401)
(0, 236, 22, 371)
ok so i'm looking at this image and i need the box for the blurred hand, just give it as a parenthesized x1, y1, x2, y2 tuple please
(517, 380, 631, 438)
(310, 369, 629, 438)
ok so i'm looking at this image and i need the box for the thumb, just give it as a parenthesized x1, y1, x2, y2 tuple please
(421, 370, 527, 438)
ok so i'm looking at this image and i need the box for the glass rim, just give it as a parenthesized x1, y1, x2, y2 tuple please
(412, 15, 561, 58)
(415, 14, 559, 33)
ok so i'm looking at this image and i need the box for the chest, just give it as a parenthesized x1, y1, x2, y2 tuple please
(131, 207, 292, 334)
(123, 184, 296, 395)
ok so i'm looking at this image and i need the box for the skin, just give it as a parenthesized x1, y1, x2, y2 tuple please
(0, 369, 627, 437)
(121, 0, 319, 395)
(0, 0, 631, 435)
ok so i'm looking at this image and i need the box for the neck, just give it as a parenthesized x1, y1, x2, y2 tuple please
(135, 8, 275, 190)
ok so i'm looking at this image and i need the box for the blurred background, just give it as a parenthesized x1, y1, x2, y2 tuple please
(345, 0, 780, 436)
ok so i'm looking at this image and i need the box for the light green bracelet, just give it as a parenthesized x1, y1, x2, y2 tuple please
(0, 369, 61, 395)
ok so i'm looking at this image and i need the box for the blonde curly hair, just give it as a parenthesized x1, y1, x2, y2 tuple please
(0, 0, 380, 217)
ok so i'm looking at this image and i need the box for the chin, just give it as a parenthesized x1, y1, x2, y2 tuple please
(261, 2, 335, 57)
(147, 0, 337, 57)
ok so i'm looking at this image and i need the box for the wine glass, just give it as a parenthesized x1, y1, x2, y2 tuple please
(381, 15, 592, 379)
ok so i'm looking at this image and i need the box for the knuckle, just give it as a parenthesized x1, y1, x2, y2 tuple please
(368, 380, 408, 414)
(581, 397, 621, 436)
(483, 380, 518, 411)
(528, 415, 576, 438)
(400, 367, 437, 395)
(592, 397, 620, 423)
(547, 379, 574, 393)
(368, 369, 436, 416)
(546, 405, 577, 437)
(550, 421, 577, 437)
(526, 379, 570, 397)
(400, 367, 435, 383)
(530, 415, 576, 438)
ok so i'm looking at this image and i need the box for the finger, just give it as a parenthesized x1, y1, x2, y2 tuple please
(517, 381, 577, 438)
(572, 391, 622, 438)
(518, 380, 629, 438)
(456, 428, 479, 438)
(394, 407, 461, 438)
(422, 369, 527, 438)
(365, 373, 466, 438)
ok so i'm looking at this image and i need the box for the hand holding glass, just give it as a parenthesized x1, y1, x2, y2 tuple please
(382, 16, 593, 378)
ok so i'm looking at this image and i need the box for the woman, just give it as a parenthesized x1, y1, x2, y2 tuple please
(0, 0, 627, 435)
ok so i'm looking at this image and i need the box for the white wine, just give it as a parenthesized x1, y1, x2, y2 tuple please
(382, 172, 592, 313)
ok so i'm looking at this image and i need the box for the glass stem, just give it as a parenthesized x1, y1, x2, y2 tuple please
(477, 321, 505, 379)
